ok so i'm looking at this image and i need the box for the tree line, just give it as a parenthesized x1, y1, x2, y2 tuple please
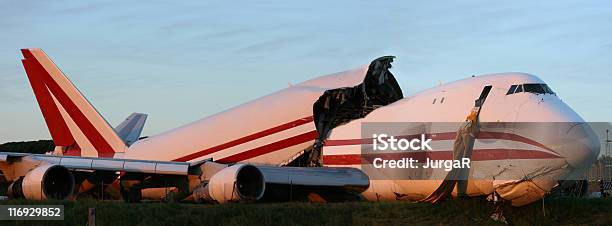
(0, 140, 54, 154)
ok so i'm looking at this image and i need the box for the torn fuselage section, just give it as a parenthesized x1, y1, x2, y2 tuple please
(290, 56, 404, 166)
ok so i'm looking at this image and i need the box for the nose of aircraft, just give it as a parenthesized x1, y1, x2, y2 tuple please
(550, 123, 600, 169)
(514, 97, 600, 169)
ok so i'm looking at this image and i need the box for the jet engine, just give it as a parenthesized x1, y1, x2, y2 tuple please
(193, 164, 265, 203)
(7, 164, 75, 200)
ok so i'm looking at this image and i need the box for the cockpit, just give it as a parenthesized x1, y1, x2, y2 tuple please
(506, 83, 556, 95)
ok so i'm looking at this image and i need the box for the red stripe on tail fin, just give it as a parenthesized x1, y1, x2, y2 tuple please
(22, 56, 75, 147)
(20, 48, 127, 157)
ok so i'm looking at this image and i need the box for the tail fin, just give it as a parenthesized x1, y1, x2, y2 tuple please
(21, 48, 127, 157)
(115, 113, 148, 146)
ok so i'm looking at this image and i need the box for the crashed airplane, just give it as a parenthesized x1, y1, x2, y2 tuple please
(0, 49, 600, 206)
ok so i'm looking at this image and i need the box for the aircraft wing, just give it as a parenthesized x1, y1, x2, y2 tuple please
(256, 166, 369, 202)
(0, 152, 369, 202)
(259, 166, 368, 187)
(0, 152, 192, 176)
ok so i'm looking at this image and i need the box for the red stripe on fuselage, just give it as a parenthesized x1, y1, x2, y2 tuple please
(173, 117, 560, 164)
(217, 130, 318, 163)
(325, 131, 557, 155)
(173, 116, 315, 162)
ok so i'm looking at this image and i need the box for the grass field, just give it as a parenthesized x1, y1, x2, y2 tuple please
(0, 197, 610, 225)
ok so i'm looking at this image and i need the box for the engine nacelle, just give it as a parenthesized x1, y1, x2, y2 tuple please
(7, 164, 75, 200)
(194, 164, 265, 203)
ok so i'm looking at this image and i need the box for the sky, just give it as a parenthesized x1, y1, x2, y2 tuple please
(1, 0, 611, 143)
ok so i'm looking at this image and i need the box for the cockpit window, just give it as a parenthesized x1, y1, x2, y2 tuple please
(506, 85, 517, 95)
(506, 83, 555, 95)
(514, 84, 523, 93)
(523, 84, 545, 93)
(542, 84, 556, 95)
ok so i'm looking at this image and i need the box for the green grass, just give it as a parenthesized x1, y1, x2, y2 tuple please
(0, 197, 610, 226)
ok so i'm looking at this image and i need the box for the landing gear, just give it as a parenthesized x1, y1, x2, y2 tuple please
(120, 180, 142, 203)
(489, 192, 509, 224)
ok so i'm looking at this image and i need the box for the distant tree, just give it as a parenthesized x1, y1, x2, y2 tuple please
(0, 140, 54, 154)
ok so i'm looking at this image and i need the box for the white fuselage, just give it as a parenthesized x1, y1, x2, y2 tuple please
(123, 67, 371, 164)
(124, 71, 599, 206)
(323, 73, 599, 205)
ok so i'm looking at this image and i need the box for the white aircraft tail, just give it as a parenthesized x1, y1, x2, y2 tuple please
(21, 48, 127, 157)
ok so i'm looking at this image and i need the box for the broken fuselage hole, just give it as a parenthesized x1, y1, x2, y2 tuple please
(289, 56, 404, 166)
